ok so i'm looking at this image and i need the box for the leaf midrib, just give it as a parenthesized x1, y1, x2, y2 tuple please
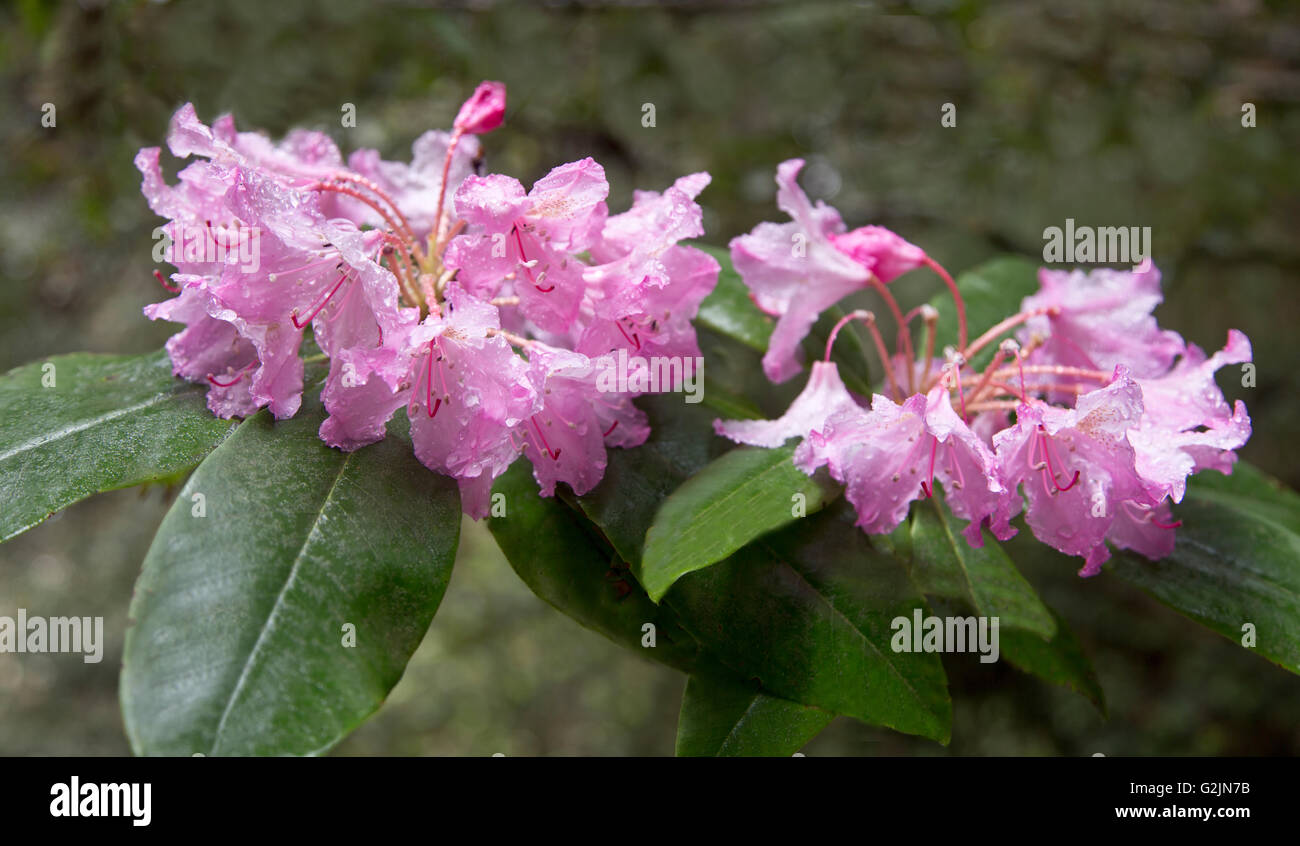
(0, 386, 197, 464)
(208, 450, 354, 754)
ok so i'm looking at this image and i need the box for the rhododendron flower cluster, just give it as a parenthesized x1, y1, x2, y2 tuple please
(717, 158, 1252, 576)
(139, 82, 719, 517)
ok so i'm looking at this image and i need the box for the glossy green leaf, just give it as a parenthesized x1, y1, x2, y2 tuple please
(488, 460, 702, 673)
(676, 669, 833, 757)
(908, 496, 1103, 707)
(575, 394, 730, 567)
(692, 242, 773, 352)
(1111, 462, 1300, 675)
(121, 398, 460, 756)
(0, 350, 236, 542)
(909, 495, 1056, 640)
(665, 501, 952, 742)
(640, 444, 837, 601)
(999, 609, 1106, 711)
(575, 394, 951, 741)
(929, 256, 1040, 369)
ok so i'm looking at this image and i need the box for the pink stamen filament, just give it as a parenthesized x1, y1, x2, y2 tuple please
(949, 360, 969, 422)
(292, 269, 353, 329)
(424, 340, 442, 418)
(267, 255, 343, 282)
(206, 363, 254, 388)
(966, 348, 1010, 407)
(823, 309, 869, 363)
(1122, 500, 1183, 530)
(919, 436, 938, 498)
(327, 172, 419, 247)
(1038, 428, 1080, 493)
(963, 306, 1060, 362)
(923, 256, 967, 352)
(312, 182, 422, 259)
(615, 319, 642, 351)
(859, 312, 902, 402)
(602, 420, 619, 438)
(864, 275, 915, 390)
(990, 364, 1111, 383)
(530, 416, 561, 460)
(153, 270, 180, 293)
(204, 219, 240, 250)
(512, 225, 554, 292)
(919, 308, 939, 392)
(948, 447, 966, 490)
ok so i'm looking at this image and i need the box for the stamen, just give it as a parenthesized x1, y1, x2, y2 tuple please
(948, 446, 966, 490)
(1038, 426, 1080, 493)
(919, 436, 938, 498)
(602, 420, 619, 437)
(267, 255, 341, 283)
(963, 305, 1060, 362)
(923, 256, 967, 352)
(327, 172, 419, 247)
(919, 304, 939, 392)
(864, 274, 915, 386)
(860, 312, 903, 402)
(1122, 501, 1183, 530)
(312, 181, 422, 259)
(512, 225, 554, 292)
(823, 309, 871, 363)
(153, 270, 180, 293)
(615, 319, 642, 351)
(206, 363, 253, 388)
(424, 340, 441, 419)
(947, 352, 969, 422)
(530, 415, 561, 460)
(291, 269, 352, 329)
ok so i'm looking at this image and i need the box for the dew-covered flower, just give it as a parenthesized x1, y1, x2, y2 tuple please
(727, 176, 1254, 574)
(139, 82, 712, 517)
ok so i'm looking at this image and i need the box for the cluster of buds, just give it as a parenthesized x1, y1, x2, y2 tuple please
(717, 159, 1252, 576)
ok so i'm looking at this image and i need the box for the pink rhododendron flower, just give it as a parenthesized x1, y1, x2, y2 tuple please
(139, 82, 715, 518)
(729, 164, 1254, 575)
(730, 159, 936, 383)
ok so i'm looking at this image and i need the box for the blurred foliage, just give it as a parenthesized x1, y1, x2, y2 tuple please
(0, 0, 1297, 755)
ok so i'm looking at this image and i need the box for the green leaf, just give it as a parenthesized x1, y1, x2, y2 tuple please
(909, 495, 1056, 640)
(692, 242, 773, 352)
(573, 393, 951, 741)
(488, 460, 702, 673)
(120, 398, 460, 756)
(640, 444, 837, 601)
(666, 502, 952, 742)
(676, 669, 832, 757)
(574, 394, 730, 567)
(1111, 462, 1300, 675)
(0, 350, 236, 542)
(908, 496, 1103, 708)
(930, 256, 1040, 369)
(999, 609, 1106, 712)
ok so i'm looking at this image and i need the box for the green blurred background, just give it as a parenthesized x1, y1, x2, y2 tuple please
(1, 0, 1298, 755)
